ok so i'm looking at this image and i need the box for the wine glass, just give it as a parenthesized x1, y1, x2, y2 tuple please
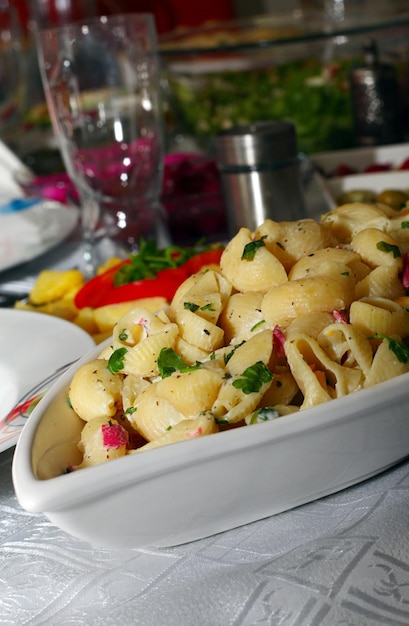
(35, 12, 169, 276)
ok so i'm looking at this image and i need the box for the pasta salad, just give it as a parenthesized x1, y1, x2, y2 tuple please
(65, 201, 409, 471)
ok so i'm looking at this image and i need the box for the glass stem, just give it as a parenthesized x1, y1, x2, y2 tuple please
(79, 190, 101, 278)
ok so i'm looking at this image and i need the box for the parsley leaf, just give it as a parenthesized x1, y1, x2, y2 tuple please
(376, 241, 401, 258)
(107, 347, 128, 373)
(371, 334, 409, 363)
(250, 320, 266, 332)
(249, 407, 280, 424)
(224, 340, 245, 365)
(158, 347, 201, 378)
(113, 239, 220, 286)
(241, 238, 266, 261)
(232, 361, 273, 394)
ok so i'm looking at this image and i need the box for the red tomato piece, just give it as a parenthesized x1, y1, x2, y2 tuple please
(364, 162, 392, 173)
(398, 157, 409, 170)
(183, 248, 223, 274)
(74, 260, 130, 309)
(74, 248, 224, 309)
(331, 164, 357, 177)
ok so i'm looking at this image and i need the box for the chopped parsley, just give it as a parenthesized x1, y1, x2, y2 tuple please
(184, 302, 215, 312)
(214, 417, 230, 425)
(241, 237, 266, 261)
(113, 238, 218, 286)
(249, 407, 280, 424)
(158, 347, 201, 378)
(107, 347, 128, 373)
(232, 361, 273, 394)
(250, 320, 266, 332)
(376, 241, 401, 258)
(118, 329, 128, 341)
(370, 334, 409, 363)
(224, 340, 245, 365)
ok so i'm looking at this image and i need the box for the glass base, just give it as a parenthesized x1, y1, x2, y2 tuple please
(79, 197, 172, 277)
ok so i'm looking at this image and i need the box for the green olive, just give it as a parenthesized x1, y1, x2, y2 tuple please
(376, 189, 409, 210)
(337, 189, 377, 204)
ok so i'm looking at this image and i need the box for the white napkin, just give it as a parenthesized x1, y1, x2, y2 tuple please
(0, 198, 79, 272)
(0, 140, 79, 272)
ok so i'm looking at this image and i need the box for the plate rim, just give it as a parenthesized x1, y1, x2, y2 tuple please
(0, 308, 95, 453)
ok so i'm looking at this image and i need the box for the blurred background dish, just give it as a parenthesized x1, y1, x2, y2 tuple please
(9, 1, 409, 164)
(311, 141, 409, 207)
(324, 169, 409, 207)
(2, 0, 409, 254)
(159, 3, 409, 155)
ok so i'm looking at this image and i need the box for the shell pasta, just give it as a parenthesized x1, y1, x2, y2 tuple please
(65, 202, 409, 470)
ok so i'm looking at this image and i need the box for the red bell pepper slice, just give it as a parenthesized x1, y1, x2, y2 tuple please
(74, 248, 224, 309)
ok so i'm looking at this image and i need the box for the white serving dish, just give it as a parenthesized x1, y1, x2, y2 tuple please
(312, 142, 409, 176)
(325, 170, 409, 206)
(12, 340, 409, 550)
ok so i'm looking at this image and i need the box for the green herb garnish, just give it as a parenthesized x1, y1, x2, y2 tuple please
(370, 334, 409, 363)
(250, 320, 266, 332)
(118, 330, 128, 341)
(232, 361, 273, 394)
(184, 302, 200, 312)
(113, 239, 220, 286)
(158, 347, 201, 378)
(224, 340, 245, 365)
(107, 347, 128, 373)
(376, 241, 401, 258)
(214, 417, 230, 425)
(241, 238, 266, 261)
(249, 407, 280, 424)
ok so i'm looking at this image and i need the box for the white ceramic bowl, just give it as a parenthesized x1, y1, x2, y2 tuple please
(12, 340, 409, 550)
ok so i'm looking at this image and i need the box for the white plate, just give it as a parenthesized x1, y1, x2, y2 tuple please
(12, 339, 409, 549)
(0, 200, 79, 273)
(0, 309, 95, 453)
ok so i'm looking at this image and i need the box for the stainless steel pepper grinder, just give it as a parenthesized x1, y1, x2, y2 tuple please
(213, 121, 306, 236)
(349, 38, 403, 146)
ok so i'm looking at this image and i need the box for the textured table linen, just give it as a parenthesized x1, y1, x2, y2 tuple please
(2, 445, 409, 626)
(2, 167, 409, 625)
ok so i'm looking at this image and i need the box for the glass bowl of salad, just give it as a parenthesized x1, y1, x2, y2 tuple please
(159, 4, 409, 156)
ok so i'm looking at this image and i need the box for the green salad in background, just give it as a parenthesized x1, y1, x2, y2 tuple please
(166, 57, 357, 154)
(165, 56, 383, 154)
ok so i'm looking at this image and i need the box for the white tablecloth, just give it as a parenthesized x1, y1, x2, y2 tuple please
(2, 445, 409, 625)
(1, 173, 409, 625)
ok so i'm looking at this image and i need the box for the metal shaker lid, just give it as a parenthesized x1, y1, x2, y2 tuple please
(214, 120, 298, 167)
